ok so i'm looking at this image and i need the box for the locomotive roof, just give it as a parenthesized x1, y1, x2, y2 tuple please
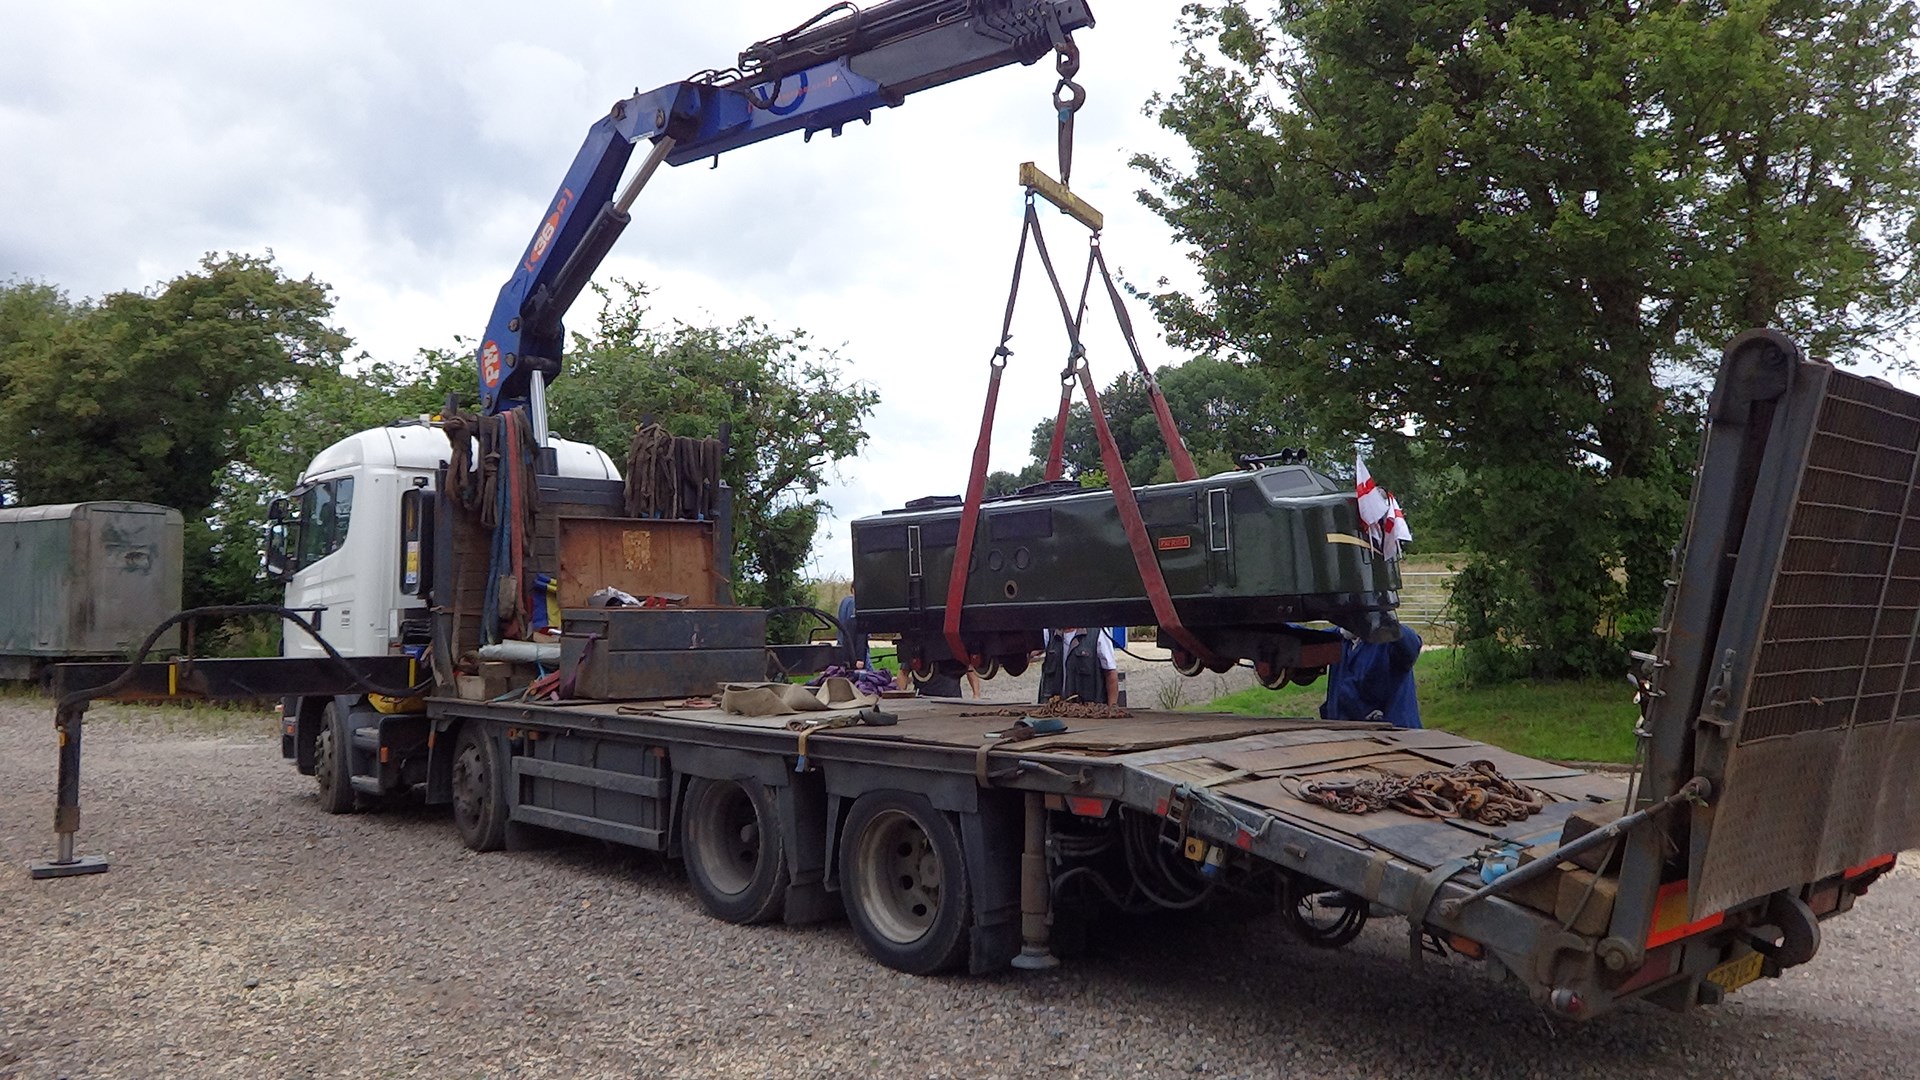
(864, 464, 1342, 522)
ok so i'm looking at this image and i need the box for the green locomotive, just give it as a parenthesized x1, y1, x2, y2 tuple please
(849, 464, 1403, 688)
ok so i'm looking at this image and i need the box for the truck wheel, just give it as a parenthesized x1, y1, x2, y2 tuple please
(682, 778, 789, 925)
(839, 791, 970, 974)
(450, 724, 508, 852)
(313, 702, 356, 815)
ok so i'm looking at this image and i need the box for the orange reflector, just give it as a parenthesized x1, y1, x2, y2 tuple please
(1448, 935, 1486, 959)
(379, 746, 390, 764)
(1844, 854, 1896, 878)
(1065, 796, 1110, 818)
(1646, 880, 1725, 948)
(427, 731, 436, 748)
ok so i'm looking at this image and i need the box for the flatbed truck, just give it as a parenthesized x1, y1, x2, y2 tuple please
(38, 328, 1918, 1020)
(26, 3, 1918, 1024)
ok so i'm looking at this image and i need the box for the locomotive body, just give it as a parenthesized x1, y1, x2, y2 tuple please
(850, 465, 1403, 685)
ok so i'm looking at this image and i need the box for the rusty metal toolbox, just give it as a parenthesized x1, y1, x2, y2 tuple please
(558, 607, 767, 700)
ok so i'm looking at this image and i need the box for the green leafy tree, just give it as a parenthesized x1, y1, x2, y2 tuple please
(1138, 1, 1920, 676)
(550, 282, 879, 641)
(983, 468, 1044, 497)
(209, 348, 473, 609)
(0, 254, 351, 608)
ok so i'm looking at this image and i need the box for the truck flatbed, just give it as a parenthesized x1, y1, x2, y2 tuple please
(435, 689, 1634, 999)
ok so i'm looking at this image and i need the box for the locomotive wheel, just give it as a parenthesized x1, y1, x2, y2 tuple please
(973, 659, 1001, 680)
(1171, 649, 1205, 677)
(1256, 663, 1290, 691)
(682, 777, 789, 925)
(999, 653, 1029, 677)
(1206, 655, 1238, 674)
(1291, 666, 1327, 687)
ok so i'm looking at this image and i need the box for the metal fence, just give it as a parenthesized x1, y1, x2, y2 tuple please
(1397, 567, 1458, 643)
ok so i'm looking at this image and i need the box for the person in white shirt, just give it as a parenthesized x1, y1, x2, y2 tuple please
(1037, 627, 1118, 704)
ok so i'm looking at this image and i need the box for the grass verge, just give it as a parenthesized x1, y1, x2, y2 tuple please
(1198, 649, 1639, 764)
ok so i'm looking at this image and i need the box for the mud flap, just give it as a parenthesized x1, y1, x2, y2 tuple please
(962, 790, 1024, 973)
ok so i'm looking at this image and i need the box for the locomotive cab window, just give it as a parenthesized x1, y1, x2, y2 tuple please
(1207, 487, 1231, 552)
(1255, 466, 1321, 500)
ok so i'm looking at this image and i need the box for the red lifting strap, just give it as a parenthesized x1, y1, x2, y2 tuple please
(1043, 380, 1074, 482)
(1091, 239, 1197, 483)
(1077, 364, 1220, 667)
(940, 204, 1038, 667)
(942, 359, 1005, 667)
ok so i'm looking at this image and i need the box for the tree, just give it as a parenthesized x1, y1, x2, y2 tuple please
(550, 282, 879, 641)
(1138, 1, 1920, 676)
(207, 348, 472, 608)
(1027, 355, 1310, 483)
(0, 254, 351, 609)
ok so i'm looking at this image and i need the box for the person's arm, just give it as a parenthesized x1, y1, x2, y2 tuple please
(1104, 667, 1119, 705)
(1387, 626, 1423, 678)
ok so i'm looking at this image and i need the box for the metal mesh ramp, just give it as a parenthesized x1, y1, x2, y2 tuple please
(1670, 335, 1920, 914)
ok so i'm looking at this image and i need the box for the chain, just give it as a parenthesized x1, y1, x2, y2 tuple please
(1292, 760, 1549, 826)
(967, 696, 1131, 720)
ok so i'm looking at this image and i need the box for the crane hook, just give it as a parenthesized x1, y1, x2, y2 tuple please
(1053, 37, 1085, 188)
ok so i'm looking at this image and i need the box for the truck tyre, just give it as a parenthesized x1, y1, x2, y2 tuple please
(313, 702, 356, 815)
(839, 791, 970, 974)
(681, 778, 789, 925)
(450, 723, 508, 852)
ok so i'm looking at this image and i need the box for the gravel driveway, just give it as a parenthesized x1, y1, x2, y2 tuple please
(2, 699, 1915, 1080)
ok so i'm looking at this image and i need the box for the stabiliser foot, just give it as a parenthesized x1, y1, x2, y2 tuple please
(29, 854, 109, 880)
(1011, 946, 1060, 971)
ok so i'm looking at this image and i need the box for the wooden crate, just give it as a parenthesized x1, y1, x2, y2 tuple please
(554, 517, 717, 608)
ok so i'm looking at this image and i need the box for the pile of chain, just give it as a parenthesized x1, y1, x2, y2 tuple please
(1293, 760, 1547, 826)
(968, 696, 1131, 721)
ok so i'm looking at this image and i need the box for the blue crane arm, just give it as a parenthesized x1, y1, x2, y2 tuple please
(477, 0, 1095, 416)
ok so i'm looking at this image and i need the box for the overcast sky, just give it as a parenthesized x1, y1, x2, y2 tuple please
(0, 0, 1203, 578)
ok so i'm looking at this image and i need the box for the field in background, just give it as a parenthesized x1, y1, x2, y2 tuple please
(1200, 649, 1639, 765)
(1394, 553, 1461, 645)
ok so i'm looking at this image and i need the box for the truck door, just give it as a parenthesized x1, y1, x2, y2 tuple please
(273, 476, 357, 658)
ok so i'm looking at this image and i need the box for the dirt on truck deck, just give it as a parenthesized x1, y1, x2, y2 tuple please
(1, 699, 1917, 1080)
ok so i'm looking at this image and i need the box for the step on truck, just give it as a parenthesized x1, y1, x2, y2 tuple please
(37, 328, 1918, 1019)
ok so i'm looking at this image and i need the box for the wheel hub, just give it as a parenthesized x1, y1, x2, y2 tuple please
(855, 810, 942, 944)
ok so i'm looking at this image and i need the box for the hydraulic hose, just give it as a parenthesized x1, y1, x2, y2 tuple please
(56, 604, 437, 714)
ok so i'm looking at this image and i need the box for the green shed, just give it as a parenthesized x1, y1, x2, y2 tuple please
(0, 501, 184, 679)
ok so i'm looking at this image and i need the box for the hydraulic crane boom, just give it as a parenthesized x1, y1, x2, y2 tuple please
(476, 0, 1096, 435)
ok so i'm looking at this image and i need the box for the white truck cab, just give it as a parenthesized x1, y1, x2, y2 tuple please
(267, 422, 619, 659)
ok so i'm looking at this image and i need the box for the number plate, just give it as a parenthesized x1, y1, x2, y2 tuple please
(1706, 951, 1765, 994)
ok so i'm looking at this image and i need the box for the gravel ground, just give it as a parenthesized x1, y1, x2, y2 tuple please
(2, 698, 1916, 1080)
